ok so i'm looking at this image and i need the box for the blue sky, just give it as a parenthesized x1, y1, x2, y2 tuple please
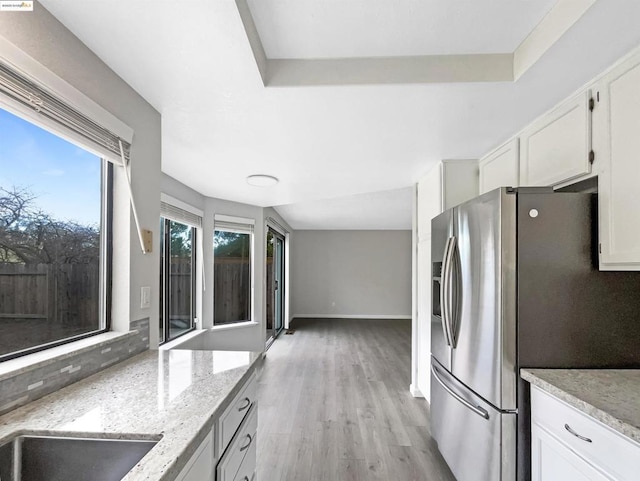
(0, 107, 101, 226)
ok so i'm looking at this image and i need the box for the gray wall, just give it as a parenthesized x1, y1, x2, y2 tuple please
(291, 230, 412, 319)
(0, 3, 162, 340)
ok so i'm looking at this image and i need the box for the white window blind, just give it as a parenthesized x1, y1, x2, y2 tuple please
(0, 60, 131, 164)
(0, 59, 148, 253)
(214, 214, 255, 234)
(161, 202, 203, 228)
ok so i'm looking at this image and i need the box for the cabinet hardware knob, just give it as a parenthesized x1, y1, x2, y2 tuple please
(564, 423, 593, 443)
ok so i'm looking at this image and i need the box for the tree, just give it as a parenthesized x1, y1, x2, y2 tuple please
(168, 220, 192, 258)
(0, 186, 100, 265)
(214, 230, 249, 258)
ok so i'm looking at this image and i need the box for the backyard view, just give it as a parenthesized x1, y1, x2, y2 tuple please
(0, 108, 104, 359)
(213, 229, 251, 325)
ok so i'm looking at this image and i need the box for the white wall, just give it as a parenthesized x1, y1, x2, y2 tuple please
(0, 4, 162, 341)
(290, 230, 412, 319)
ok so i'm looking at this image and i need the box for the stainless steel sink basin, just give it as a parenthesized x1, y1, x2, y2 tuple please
(0, 434, 158, 481)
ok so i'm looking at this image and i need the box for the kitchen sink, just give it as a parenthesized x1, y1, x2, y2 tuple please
(0, 434, 158, 481)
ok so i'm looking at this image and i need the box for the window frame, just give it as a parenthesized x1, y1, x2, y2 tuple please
(159, 217, 198, 345)
(0, 159, 113, 363)
(213, 222, 254, 327)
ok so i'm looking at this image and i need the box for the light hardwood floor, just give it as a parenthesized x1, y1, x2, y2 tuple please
(256, 318, 456, 481)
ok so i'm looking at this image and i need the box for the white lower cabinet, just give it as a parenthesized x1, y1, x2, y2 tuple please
(174, 372, 258, 481)
(531, 386, 640, 481)
(532, 424, 609, 481)
(216, 372, 258, 481)
(174, 431, 215, 481)
(217, 403, 257, 481)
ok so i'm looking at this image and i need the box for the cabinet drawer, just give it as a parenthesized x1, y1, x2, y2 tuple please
(531, 386, 640, 480)
(232, 431, 257, 481)
(217, 402, 257, 481)
(217, 372, 257, 456)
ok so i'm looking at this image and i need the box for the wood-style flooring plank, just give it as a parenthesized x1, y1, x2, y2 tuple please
(256, 318, 456, 481)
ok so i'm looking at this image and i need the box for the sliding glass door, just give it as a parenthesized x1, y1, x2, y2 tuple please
(266, 228, 285, 346)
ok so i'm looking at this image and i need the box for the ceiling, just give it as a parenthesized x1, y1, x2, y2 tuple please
(38, 0, 640, 230)
(249, 0, 556, 58)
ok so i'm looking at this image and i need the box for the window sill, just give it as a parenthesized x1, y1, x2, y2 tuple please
(211, 321, 259, 332)
(0, 330, 134, 382)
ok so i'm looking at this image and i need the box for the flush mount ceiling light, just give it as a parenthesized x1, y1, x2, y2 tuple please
(246, 174, 279, 187)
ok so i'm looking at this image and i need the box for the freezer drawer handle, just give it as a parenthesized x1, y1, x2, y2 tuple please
(431, 363, 489, 420)
(564, 424, 593, 443)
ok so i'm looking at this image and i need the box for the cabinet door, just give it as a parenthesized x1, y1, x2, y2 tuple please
(532, 424, 610, 481)
(479, 139, 519, 194)
(175, 432, 215, 481)
(593, 51, 640, 270)
(520, 91, 593, 186)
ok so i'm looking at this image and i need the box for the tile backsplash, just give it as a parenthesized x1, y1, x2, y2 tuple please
(0, 318, 149, 416)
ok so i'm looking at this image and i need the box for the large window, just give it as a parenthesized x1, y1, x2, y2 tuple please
(0, 107, 111, 361)
(213, 219, 253, 326)
(159, 217, 197, 343)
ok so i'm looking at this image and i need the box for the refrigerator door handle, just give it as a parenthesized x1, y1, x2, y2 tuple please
(443, 236, 459, 348)
(441, 237, 455, 346)
(431, 363, 490, 420)
(450, 237, 462, 348)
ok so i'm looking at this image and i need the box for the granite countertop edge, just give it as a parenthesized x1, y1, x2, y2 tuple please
(150, 364, 260, 481)
(0, 349, 264, 481)
(521, 369, 640, 445)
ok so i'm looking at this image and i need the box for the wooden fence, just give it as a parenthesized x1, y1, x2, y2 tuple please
(213, 258, 251, 324)
(0, 259, 275, 332)
(0, 263, 100, 328)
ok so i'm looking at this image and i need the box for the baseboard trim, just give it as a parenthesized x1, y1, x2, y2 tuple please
(410, 384, 424, 398)
(292, 314, 412, 320)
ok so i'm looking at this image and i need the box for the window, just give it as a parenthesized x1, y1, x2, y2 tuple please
(159, 217, 197, 343)
(213, 217, 253, 326)
(0, 107, 111, 361)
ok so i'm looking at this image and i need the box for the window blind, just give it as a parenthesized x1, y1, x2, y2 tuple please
(0, 60, 131, 164)
(0, 59, 146, 253)
(214, 214, 255, 234)
(161, 201, 203, 228)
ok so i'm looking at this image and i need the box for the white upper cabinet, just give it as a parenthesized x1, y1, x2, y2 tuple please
(479, 138, 519, 194)
(520, 91, 593, 187)
(592, 50, 640, 270)
(416, 160, 478, 241)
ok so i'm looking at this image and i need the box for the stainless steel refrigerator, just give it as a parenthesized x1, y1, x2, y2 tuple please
(430, 187, 640, 481)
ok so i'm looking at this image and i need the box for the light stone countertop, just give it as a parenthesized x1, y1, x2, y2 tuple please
(521, 369, 640, 444)
(0, 348, 263, 480)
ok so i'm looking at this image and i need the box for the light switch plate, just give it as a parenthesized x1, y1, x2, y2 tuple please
(140, 286, 151, 309)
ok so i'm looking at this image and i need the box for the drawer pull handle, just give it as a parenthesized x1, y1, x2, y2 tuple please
(243, 477, 249, 481)
(564, 424, 592, 443)
(239, 434, 253, 452)
(238, 397, 251, 412)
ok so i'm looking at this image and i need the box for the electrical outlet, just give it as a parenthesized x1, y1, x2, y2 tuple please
(140, 286, 151, 309)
